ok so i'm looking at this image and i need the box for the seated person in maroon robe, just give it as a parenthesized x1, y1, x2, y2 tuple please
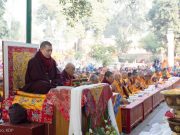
(102, 71, 129, 104)
(22, 41, 62, 94)
(101, 71, 114, 85)
(61, 63, 75, 86)
(88, 74, 99, 84)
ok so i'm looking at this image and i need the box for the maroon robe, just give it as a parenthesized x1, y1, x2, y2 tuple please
(22, 51, 62, 94)
(101, 78, 111, 85)
(61, 70, 75, 86)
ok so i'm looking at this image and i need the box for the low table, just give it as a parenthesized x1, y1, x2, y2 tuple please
(121, 100, 144, 133)
(121, 77, 180, 133)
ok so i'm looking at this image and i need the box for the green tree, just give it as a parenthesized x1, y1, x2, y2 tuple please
(140, 33, 163, 54)
(148, 0, 180, 45)
(104, 0, 149, 37)
(115, 31, 132, 54)
(36, 2, 58, 40)
(36, 4, 57, 22)
(59, 0, 93, 27)
(0, 0, 8, 38)
(82, 0, 111, 39)
(104, 0, 151, 59)
(43, 19, 55, 40)
(59, 0, 105, 24)
(9, 20, 21, 40)
(90, 44, 116, 66)
(74, 51, 83, 60)
(36, 0, 111, 42)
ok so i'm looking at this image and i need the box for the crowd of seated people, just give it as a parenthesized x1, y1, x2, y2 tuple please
(21, 41, 178, 102)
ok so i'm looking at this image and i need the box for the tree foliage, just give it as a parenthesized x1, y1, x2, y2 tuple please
(104, 0, 149, 37)
(36, 4, 56, 22)
(0, 0, 8, 38)
(90, 44, 116, 66)
(74, 51, 83, 60)
(59, 0, 93, 26)
(140, 33, 163, 54)
(35, 0, 65, 41)
(104, 0, 150, 58)
(34, 0, 179, 63)
(115, 31, 132, 54)
(36, 0, 111, 50)
(148, 0, 180, 45)
(9, 20, 21, 40)
(82, 0, 111, 39)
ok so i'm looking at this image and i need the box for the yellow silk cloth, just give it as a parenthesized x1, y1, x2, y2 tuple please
(12, 90, 46, 110)
(116, 107, 122, 133)
(0, 91, 3, 97)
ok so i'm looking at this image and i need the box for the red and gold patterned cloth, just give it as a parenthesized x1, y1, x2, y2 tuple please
(2, 84, 112, 126)
(46, 84, 112, 128)
(83, 84, 112, 128)
(46, 86, 87, 121)
(46, 87, 72, 120)
(7, 46, 37, 95)
(2, 91, 53, 124)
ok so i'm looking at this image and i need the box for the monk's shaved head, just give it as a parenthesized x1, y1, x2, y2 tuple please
(114, 73, 122, 81)
(39, 41, 52, 58)
(40, 41, 52, 49)
(65, 63, 75, 70)
(65, 63, 75, 76)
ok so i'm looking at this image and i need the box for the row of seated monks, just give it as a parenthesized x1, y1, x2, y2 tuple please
(112, 72, 152, 98)
(114, 68, 171, 98)
(21, 40, 171, 100)
(87, 68, 171, 99)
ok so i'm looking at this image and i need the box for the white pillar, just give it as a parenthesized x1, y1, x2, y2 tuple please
(167, 28, 174, 67)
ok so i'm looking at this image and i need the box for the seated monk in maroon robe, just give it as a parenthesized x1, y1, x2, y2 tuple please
(101, 71, 114, 85)
(102, 71, 128, 104)
(61, 63, 75, 86)
(22, 41, 62, 94)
